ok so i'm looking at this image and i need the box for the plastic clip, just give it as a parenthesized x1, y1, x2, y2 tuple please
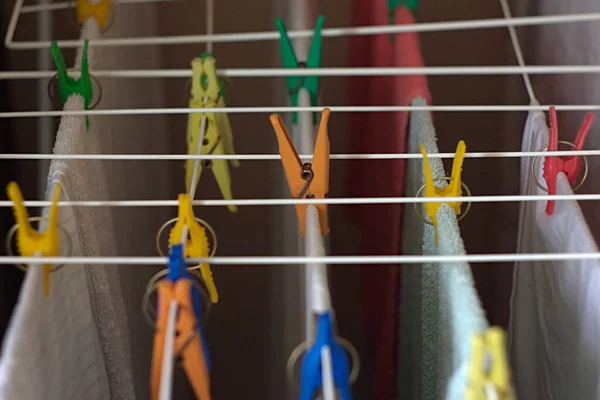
(6, 182, 61, 297)
(186, 55, 239, 212)
(541, 106, 594, 215)
(50, 40, 93, 129)
(270, 108, 330, 236)
(77, 0, 110, 28)
(151, 244, 211, 400)
(169, 193, 218, 304)
(419, 141, 469, 244)
(465, 327, 514, 400)
(275, 15, 325, 125)
(300, 312, 353, 400)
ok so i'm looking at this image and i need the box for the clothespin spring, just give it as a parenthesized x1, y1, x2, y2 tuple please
(297, 163, 316, 199)
(414, 177, 472, 225)
(142, 268, 212, 329)
(530, 141, 589, 193)
(286, 335, 361, 388)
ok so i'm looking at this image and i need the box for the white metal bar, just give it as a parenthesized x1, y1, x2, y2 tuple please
(4, 194, 600, 207)
(1, 149, 599, 160)
(7, 12, 600, 49)
(500, 0, 537, 102)
(1, 104, 600, 118)
(7, 65, 600, 80)
(21, 0, 184, 13)
(158, 300, 178, 400)
(5, 252, 600, 265)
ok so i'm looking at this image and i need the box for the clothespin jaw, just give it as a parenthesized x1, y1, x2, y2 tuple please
(465, 327, 514, 400)
(6, 181, 61, 297)
(169, 194, 219, 304)
(185, 56, 239, 213)
(50, 40, 93, 129)
(270, 108, 330, 237)
(275, 15, 325, 125)
(542, 106, 594, 215)
(151, 244, 212, 400)
(421, 141, 466, 244)
(299, 312, 353, 400)
(76, 0, 110, 28)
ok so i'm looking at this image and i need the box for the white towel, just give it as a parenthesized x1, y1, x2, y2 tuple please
(0, 17, 135, 400)
(509, 103, 600, 400)
(399, 97, 488, 400)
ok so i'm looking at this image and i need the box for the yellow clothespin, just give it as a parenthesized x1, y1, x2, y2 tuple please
(169, 193, 218, 304)
(186, 55, 239, 212)
(77, 0, 110, 28)
(6, 182, 61, 297)
(465, 327, 514, 400)
(420, 140, 466, 244)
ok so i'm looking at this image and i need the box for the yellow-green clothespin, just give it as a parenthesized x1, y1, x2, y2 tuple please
(7, 182, 62, 297)
(420, 140, 467, 244)
(465, 327, 515, 400)
(185, 54, 239, 212)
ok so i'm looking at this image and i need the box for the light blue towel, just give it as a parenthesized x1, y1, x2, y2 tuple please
(398, 97, 488, 400)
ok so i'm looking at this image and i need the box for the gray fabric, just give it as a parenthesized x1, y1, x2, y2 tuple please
(399, 97, 488, 400)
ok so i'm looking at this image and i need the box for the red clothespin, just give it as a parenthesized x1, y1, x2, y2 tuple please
(543, 106, 594, 215)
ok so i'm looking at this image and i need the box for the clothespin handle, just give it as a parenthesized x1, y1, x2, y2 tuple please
(77, 0, 111, 28)
(466, 327, 514, 400)
(388, 0, 420, 25)
(275, 16, 325, 125)
(50, 40, 93, 129)
(6, 182, 61, 296)
(542, 106, 594, 215)
(420, 141, 467, 244)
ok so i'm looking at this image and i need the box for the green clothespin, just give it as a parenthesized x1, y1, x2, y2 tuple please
(200, 52, 226, 100)
(50, 40, 93, 129)
(275, 15, 325, 125)
(388, 0, 419, 24)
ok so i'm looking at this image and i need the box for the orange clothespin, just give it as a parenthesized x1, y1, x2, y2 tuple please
(270, 108, 330, 237)
(77, 0, 110, 28)
(151, 245, 211, 400)
(6, 182, 61, 297)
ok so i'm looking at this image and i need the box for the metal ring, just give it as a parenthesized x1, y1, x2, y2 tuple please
(531, 141, 589, 192)
(141, 268, 212, 329)
(155, 217, 218, 260)
(286, 336, 360, 388)
(47, 70, 103, 110)
(5, 216, 72, 272)
(68, 1, 116, 33)
(413, 178, 472, 225)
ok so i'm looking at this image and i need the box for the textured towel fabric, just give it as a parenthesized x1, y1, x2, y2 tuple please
(509, 104, 600, 400)
(399, 99, 488, 400)
(347, 3, 431, 399)
(0, 17, 135, 400)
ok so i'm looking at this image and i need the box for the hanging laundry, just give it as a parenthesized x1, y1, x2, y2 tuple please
(398, 99, 488, 400)
(509, 103, 600, 400)
(346, 3, 431, 399)
(0, 19, 135, 400)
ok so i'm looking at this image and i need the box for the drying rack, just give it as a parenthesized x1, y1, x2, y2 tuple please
(1, 0, 600, 397)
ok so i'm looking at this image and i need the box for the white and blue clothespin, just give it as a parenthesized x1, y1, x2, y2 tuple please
(298, 206, 352, 400)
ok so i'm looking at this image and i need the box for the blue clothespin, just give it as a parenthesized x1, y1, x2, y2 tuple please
(275, 15, 325, 126)
(167, 244, 212, 372)
(299, 312, 353, 400)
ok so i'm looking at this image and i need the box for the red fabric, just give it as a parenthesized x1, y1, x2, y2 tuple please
(347, 3, 431, 400)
